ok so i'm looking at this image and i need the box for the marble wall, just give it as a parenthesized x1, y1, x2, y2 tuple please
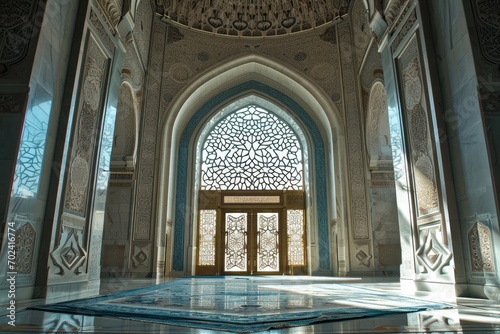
(41, 3, 126, 298)
(0, 0, 79, 302)
(379, 0, 470, 296)
(370, 187, 401, 274)
(427, 0, 500, 298)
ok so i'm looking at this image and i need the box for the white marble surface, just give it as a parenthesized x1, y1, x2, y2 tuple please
(0, 0, 80, 302)
(1, 277, 499, 333)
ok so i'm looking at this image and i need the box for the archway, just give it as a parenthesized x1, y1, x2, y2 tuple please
(157, 55, 348, 277)
(194, 98, 309, 275)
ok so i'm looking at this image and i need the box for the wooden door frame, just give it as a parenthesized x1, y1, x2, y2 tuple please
(196, 190, 306, 276)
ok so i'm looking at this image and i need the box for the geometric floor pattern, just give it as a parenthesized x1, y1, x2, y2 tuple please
(31, 276, 452, 332)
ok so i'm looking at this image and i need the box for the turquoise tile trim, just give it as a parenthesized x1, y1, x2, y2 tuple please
(174, 81, 330, 271)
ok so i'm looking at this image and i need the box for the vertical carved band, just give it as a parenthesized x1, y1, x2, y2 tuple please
(399, 36, 439, 217)
(338, 23, 370, 240)
(64, 34, 107, 216)
(133, 22, 166, 240)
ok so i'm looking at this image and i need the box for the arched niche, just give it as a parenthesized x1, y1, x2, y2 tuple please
(155, 54, 348, 277)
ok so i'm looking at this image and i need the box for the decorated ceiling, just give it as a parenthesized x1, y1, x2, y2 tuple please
(156, 0, 351, 37)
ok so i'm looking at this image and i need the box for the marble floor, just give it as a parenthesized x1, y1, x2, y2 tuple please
(1, 277, 499, 333)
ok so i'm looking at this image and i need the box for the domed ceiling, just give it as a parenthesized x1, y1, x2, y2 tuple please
(156, 0, 351, 37)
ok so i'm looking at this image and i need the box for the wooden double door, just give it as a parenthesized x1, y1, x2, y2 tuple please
(196, 190, 306, 276)
(222, 209, 285, 275)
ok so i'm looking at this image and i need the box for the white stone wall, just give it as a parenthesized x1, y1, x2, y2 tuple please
(102, 187, 133, 277)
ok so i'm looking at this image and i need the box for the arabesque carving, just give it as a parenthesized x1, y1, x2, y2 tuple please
(95, 0, 121, 34)
(339, 22, 370, 240)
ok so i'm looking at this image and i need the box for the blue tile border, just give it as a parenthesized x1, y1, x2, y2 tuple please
(174, 81, 330, 271)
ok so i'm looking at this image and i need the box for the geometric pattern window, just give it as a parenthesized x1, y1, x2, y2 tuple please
(12, 100, 51, 198)
(201, 105, 303, 190)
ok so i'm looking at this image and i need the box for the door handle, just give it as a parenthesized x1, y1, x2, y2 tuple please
(256, 231, 260, 252)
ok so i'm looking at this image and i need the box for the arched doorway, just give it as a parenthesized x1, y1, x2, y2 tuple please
(195, 103, 308, 275)
(157, 55, 347, 278)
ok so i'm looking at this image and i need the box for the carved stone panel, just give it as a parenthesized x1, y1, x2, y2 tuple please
(391, 7, 417, 54)
(64, 34, 108, 216)
(416, 224, 452, 275)
(465, 213, 496, 279)
(338, 22, 370, 240)
(89, 9, 115, 53)
(50, 225, 88, 277)
(131, 242, 151, 270)
(399, 35, 439, 217)
(133, 22, 166, 241)
(94, 0, 121, 35)
(0, 214, 41, 287)
(396, 29, 454, 280)
(0, 0, 39, 78)
(14, 222, 36, 274)
(471, 0, 500, 65)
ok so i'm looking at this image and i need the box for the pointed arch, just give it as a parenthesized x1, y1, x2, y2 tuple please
(156, 54, 348, 276)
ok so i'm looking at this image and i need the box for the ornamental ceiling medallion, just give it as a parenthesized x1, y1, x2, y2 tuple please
(157, 0, 350, 37)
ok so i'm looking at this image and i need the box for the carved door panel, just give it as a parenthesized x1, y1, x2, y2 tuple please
(222, 210, 283, 275)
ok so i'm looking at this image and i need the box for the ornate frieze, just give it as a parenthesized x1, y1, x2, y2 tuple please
(89, 9, 115, 53)
(94, 0, 121, 35)
(157, 0, 347, 37)
(384, 0, 403, 28)
(159, 22, 344, 117)
(391, 8, 417, 54)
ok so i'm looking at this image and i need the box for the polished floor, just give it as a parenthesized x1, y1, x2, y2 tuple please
(1, 276, 499, 333)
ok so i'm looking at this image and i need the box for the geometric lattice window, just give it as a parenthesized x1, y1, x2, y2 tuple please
(201, 105, 303, 190)
(12, 100, 51, 197)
